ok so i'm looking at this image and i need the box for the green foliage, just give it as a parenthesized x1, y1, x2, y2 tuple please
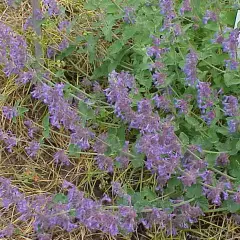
(53, 193, 68, 204)
(42, 113, 50, 139)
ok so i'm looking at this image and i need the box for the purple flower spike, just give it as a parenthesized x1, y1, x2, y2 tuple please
(216, 153, 229, 167)
(25, 141, 40, 157)
(42, 0, 60, 16)
(234, 187, 240, 204)
(152, 71, 166, 86)
(159, 0, 176, 30)
(183, 49, 198, 87)
(0, 23, 28, 77)
(178, 168, 198, 187)
(223, 95, 239, 117)
(123, 7, 136, 24)
(180, 0, 192, 15)
(174, 99, 188, 114)
(2, 106, 18, 120)
(15, 70, 35, 85)
(0, 224, 14, 238)
(227, 119, 239, 133)
(54, 150, 71, 166)
(203, 10, 217, 24)
(222, 29, 239, 59)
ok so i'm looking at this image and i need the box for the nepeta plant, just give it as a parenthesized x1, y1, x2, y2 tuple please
(2, 0, 240, 239)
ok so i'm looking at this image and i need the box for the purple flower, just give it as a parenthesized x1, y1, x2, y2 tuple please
(227, 119, 239, 133)
(178, 203, 203, 224)
(159, 0, 176, 30)
(216, 153, 229, 167)
(149, 61, 164, 71)
(0, 224, 14, 238)
(147, 46, 168, 59)
(183, 49, 198, 86)
(222, 95, 238, 116)
(15, 70, 35, 85)
(234, 187, 240, 204)
(212, 32, 224, 44)
(58, 38, 69, 51)
(123, 7, 136, 24)
(24, 120, 39, 138)
(119, 206, 136, 233)
(2, 106, 18, 120)
(47, 46, 56, 58)
(0, 130, 17, 152)
(0, 23, 28, 76)
(137, 122, 181, 188)
(25, 141, 40, 157)
(196, 81, 215, 124)
(142, 208, 171, 229)
(203, 10, 217, 24)
(152, 71, 166, 86)
(93, 134, 114, 172)
(32, 83, 93, 149)
(112, 181, 124, 197)
(24, 9, 44, 30)
(178, 168, 198, 187)
(130, 99, 161, 133)
(204, 182, 228, 205)
(225, 59, 239, 70)
(58, 20, 70, 31)
(222, 29, 240, 69)
(174, 99, 188, 114)
(222, 29, 239, 59)
(152, 94, 171, 112)
(70, 125, 92, 150)
(93, 81, 102, 93)
(199, 170, 213, 185)
(116, 141, 130, 169)
(105, 70, 136, 122)
(37, 233, 52, 240)
(42, 0, 60, 16)
(180, 0, 192, 15)
(54, 150, 71, 166)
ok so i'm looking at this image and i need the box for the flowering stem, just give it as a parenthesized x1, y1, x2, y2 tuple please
(31, 0, 43, 66)
(207, 167, 236, 181)
(204, 207, 228, 213)
(186, 148, 236, 181)
(201, 182, 236, 194)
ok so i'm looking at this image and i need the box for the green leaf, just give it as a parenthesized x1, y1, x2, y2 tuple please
(117, 125, 126, 146)
(236, 140, 240, 151)
(228, 156, 240, 179)
(56, 44, 77, 60)
(222, 199, 240, 213)
(220, 11, 237, 26)
(78, 101, 95, 124)
(107, 40, 123, 55)
(185, 184, 202, 198)
(205, 153, 219, 167)
(131, 143, 145, 168)
(42, 113, 50, 139)
(17, 106, 28, 117)
(179, 132, 189, 145)
(55, 70, 65, 78)
(224, 73, 240, 86)
(122, 25, 137, 42)
(142, 187, 157, 201)
(196, 196, 209, 211)
(203, 22, 219, 31)
(53, 193, 68, 204)
(185, 115, 200, 127)
(68, 144, 81, 157)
